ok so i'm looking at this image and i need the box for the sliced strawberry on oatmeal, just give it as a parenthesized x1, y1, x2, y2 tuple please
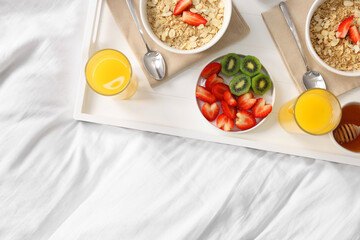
(217, 113, 234, 131)
(205, 73, 224, 91)
(237, 92, 257, 110)
(349, 25, 360, 44)
(221, 100, 236, 119)
(201, 102, 219, 121)
(235, 110, 256, 130)
(182, 11, 207, 26)
(336, 15, 354, 39)
(173, 0, 192, 15)
(211, 83, 229, 100)
(252, 98, 272, 118)
(196, 85, 216, 103)
(201, 62, 222, 79)
(223, 90, 237, 107)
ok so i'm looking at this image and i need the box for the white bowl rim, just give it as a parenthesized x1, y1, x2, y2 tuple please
(305, 0, 360, 77)
(139, 0, 232, 54)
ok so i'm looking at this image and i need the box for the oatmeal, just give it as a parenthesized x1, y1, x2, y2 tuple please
(310, 0, 360, 71)
(147, 0, 225, 50)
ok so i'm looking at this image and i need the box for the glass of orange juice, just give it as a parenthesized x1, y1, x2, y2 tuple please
(278, 88, 342, 135)
(85, 49, 138, 100)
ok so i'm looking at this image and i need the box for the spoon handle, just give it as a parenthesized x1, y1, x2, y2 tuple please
(126, 0, 150, 51)
(279, 2, 310, 71)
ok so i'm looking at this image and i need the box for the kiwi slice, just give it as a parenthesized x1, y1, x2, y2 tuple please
(220, 53, 241, 76)
(251, 73, 272, 95)
(240, 56, 262, 77)
(229, 74, 251, 96)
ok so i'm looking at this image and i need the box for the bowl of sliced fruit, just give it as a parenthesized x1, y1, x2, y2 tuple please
(195, 53, 275, 132)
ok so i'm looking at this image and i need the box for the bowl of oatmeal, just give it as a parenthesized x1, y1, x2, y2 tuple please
(140, 0, 232, 54)
(306, 0, 360, 77)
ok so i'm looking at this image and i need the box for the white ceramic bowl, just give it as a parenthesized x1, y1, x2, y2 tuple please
(139, 0, 232, 54)
(195, 54, 276, 133)
(305, 0, 360, 77)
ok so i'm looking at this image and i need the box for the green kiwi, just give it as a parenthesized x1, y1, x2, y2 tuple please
(251, 73, 272, 95)
(220, 53, 241, 76)
(229, 74, 251, 96)
(240, 56, 262, 77)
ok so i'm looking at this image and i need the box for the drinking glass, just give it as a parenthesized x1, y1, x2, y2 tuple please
(85, 49, 138, 100)
(278, 88, 341, 135)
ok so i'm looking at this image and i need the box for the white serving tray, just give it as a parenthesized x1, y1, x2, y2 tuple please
(74, 0, 360, 165)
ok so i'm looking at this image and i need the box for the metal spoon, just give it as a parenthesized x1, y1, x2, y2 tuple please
(126, 0, 166, 80)
(279, 2, 327, 90)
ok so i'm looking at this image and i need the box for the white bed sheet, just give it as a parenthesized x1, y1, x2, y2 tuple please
(1, 1, 360, 239)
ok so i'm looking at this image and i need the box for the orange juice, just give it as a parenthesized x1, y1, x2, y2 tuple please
(278, 99, 302, 134)
(85, 49, 138, 99)
(278, 89, 341, 135)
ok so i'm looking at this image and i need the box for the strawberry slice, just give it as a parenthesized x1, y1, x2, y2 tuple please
(201, 62, 222, 79)
(205, 73, 224, 91)
(182, 11, 207, 26)
(211, 83, 229, 100)
(196, 85, 216, 103)
(349, 25, 360, 44)
(236, 110, 256, 130)
(217, 113, 234, 131)
(202, 102, 220, 121)
(252, 98, 272, 118)
(223, 90, 237, 107)
(237, 92, 257, 110)
(173, 0, 192, 15)
(336, 15, 354, 39)
(221, 100, 236, 119)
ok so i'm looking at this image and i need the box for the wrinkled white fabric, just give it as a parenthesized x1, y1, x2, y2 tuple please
(1, 1, 360, 240)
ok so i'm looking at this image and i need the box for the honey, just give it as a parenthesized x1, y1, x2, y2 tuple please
(333, 103, 360, 153)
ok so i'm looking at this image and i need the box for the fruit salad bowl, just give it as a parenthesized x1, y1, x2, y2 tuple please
(195, 53, 276, 133)
(139, 0, 232, 54)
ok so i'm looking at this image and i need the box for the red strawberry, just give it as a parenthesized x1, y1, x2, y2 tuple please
(182, 11, 207, 26)
(196, 85, 216, 103)
(201, 62, 222, 79)
(217, 113, 234, 131)
(223, 90, 237, 107)
(336, 15, 354, 38)
(201, 102, 220, 121)
(205, 73, 224, 91)
(237, 92, 257, 110)
(211, 83, 229, 100)
(235, 110, 256, 130)
(349, 25, 360, 44)
(173, 0, 192, 15)
(221, 100, 236, 119)
(252, 98, 272, 118)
